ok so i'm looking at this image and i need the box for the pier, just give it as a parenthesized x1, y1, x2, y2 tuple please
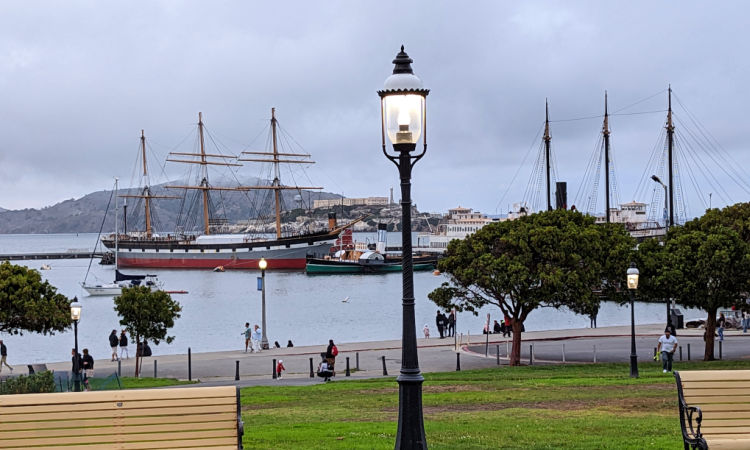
(0, 251, 104, 261)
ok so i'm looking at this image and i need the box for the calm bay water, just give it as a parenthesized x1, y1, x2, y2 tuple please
(0, 233, 702, 364)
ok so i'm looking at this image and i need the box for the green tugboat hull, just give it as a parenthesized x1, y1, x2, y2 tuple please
(306, 260, 437, 275)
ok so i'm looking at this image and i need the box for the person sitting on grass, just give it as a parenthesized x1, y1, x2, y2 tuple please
(317, 358, 333, 382)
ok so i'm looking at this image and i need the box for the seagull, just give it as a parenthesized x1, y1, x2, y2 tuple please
(341, 296, 350, 303)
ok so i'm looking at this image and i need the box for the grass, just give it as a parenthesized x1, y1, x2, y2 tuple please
(240, 360, 750, 449)
(87, 376, 197, 390)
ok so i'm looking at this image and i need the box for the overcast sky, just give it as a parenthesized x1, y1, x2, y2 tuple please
(1, 1, 748, 221)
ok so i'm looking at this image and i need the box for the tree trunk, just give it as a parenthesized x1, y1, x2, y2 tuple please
(134, 337, 141, 377)
(510, 321, 523, 366)
(704, 310, 717, 361)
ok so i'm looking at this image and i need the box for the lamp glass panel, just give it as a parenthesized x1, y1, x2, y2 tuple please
(258, 259, 268, 270)
(627, 274, 639, 290)
(384, 94, 423, 145)
(70, 303, 82, 321)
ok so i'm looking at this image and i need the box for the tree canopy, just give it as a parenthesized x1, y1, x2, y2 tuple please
(429, 209, 634, 365)
(114, 286, 182, 376)
(0, 261, 72, 335)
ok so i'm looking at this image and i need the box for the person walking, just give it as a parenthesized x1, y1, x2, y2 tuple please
(119, 330, 129, 360)
(276, 359, 285, 379)
(242, 323, 252, 353)
(503, 314, 512, 337)
(447, 310, 456, 337)
(325, 339, 338, 376)
(436, 311, 445, 339)
(251, 324, 262, 353)
(717, 312, 726, 342)
(743, 311, 749, 334)
(71, 348, 82, 386)
(423, 324, 430, 339)
(657, 328, 679, 373)
(81, 348, 94, 391)
(0, 340, 12, 373)
(109, 330, 119, 361)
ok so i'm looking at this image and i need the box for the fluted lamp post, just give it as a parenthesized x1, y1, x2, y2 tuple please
(378, 45, 429, 449)
(70, 300, 82, 392)
(627, 263, 639, 378)
(258, 258, 269, 350)
(650, 174, 673, 334)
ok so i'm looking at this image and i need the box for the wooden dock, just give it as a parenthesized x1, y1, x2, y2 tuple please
(0, 252, 105, 261)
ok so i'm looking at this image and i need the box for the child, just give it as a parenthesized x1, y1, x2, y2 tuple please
(423, 324, 430, 339)
(276, 359, 285, 379)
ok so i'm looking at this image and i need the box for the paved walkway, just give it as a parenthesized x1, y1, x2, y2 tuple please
(33, 323, 750, 387)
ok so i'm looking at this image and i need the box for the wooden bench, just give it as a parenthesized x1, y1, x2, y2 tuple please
(675, 370, 750, 449)
(0, 385, 243, 449)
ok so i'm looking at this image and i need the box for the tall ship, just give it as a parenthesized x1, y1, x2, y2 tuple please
(102, 109, 359, 270)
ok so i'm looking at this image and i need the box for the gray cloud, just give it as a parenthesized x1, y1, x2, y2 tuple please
(1, 1, 748, 220)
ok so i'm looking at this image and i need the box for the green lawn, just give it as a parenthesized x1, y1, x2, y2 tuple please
(240, 360, 750, 449)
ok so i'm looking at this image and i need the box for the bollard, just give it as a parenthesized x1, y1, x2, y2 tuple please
(356, 352, 360, 370)
(496, 345, 500, 365)
(346, 357, 351, 377)
(188, 347, 192, 381)
(235, 360, 240, 381)
(456, 353, 461, 371)
(654, 347, 657, 360)
(688, 343, 691, 361)
(272, 359, 277, 379)
(679, 346, 683, 361)
(562, 343, 566, 363)
(593, 345, 597, 363)
(154, 360, 157, 378)
(529, 344, 533, 366)
(506, 340, 509, 357)
(309, 357, 314, 378)
(719, 341, 723, 360)
(381, 356, 388, 376)
(118, 359, 121, 377)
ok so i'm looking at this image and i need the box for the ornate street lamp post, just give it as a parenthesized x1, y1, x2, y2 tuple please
(70, 300, 82, 392)
(627, 263, 640, 378)
(258, 258, 269, 350)
(378, 45, 429, 449)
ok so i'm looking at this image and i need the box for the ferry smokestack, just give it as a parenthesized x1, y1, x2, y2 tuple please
(555, 182, 567, 210)
(376, 223, 387, 254)
(328, 212, 337, 231)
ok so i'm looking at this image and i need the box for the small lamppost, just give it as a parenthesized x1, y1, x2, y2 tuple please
(378, 45, 429, 449)
(70, 300, 82, 392)
(258, 258, 269, 350)
(627, 263, 639, 378)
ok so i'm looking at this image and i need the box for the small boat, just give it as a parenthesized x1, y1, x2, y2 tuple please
(40, 264, 51, 270)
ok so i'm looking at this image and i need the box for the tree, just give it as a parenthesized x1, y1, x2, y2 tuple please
(114, 286, 182, 376)
(429, 210, 634, 365)
(0, 261, 72, 335)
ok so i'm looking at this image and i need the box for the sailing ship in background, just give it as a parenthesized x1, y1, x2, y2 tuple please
(82, 179, 162, 296)
(102, 109, 360, 270)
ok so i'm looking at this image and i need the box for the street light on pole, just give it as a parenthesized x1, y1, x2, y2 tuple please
(650, 174, 673, 334)
(258, 257, 269, 350)
(378, 45, 429, 449)
(70, 300, 82, 392)
(627, 263, 639, 378)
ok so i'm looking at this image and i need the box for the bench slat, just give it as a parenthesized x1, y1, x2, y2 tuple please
(683, 395, 750, 404)
(678, 370, 750, 382)
(0, 412, 237, 431)
(0, 428, 235, 447)
(684, 388, 750, 397)
(703, 419, 750, 427)
(683, 381, 750, 389)
(699, 404, 750, 413)
(0, 420, 236, 439)
(0, 396, 236, 415)
(0, 403, 236, 423)
(0, 386, 234, 406)
(0, 437, 239, 450)
(703, 438, 750, 450)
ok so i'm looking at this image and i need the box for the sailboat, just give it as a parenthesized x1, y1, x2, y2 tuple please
(100, 109, 361, 270)
(81, 179, 162, 296)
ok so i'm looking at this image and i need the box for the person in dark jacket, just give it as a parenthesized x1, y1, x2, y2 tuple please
(81, 348, 94, 390)
(447, 310, 456, 337)
(325, 339, 338, 375)
(287, 340, 294, 348)
(71, 348, 82, 375)
(493, 320, 502, 334)
(109, 330, 119, 361)
(119, 330, 129, 360)
(0, 340, 12, 373)
(436, 311, 445, 339)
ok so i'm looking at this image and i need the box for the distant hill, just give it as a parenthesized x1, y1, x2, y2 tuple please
(0, 180, 343, 234)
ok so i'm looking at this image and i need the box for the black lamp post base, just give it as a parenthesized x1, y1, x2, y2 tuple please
(629, 355, 639, 378)
(395, 374, 427, 449)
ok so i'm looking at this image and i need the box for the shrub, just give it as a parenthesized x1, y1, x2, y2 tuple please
(0, 370, 56, 395)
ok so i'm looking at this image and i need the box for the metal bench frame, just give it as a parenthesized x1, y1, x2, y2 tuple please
(674, 371, 708, 450)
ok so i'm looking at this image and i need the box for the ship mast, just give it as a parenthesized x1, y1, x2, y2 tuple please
(238, 108, 322, 240)
(666, 86, 675, 228)
(120, 130, 178, 238)
(603, 91, 611, 223)
(543, 99, 552, 211)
